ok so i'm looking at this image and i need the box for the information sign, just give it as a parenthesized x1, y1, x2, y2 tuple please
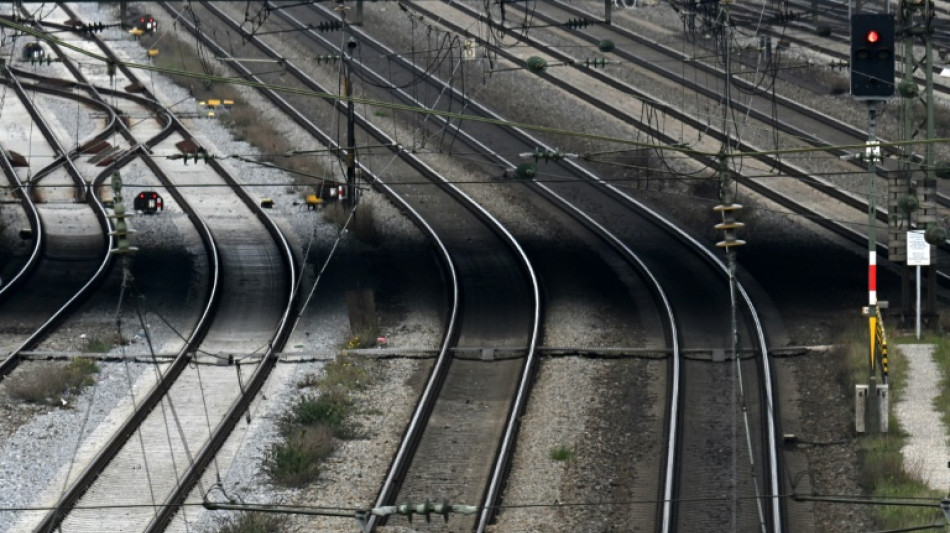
(907, 230, 930, 266)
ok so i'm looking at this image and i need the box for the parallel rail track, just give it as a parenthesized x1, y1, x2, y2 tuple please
(0, 5, 295, 532)
(197, 2, 780, 527)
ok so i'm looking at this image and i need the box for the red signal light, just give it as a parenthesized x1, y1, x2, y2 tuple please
(866, 30, 879, 43)
(138, 192, 145, 198)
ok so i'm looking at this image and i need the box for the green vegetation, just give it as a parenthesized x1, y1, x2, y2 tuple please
(264, 424, 335, 487)
(549, 444, 574, 462)
(316, 352, 373, 391)
(927, 335, 950, 446)
(842, 331, 945, 529)
(210, 510, 292, 533)
(287, 390, 354, 437)
(264, 355, 374, 486)
(82, 334, 119, 353)
(8, 358, 99, 406)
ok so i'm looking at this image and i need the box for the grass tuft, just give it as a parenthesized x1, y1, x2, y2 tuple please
(7, 358, 99, 406)
(297, 353, 373, 392)
(549, 444, 574, 462)
(285, 390, 353, 437)
(322, 353, 373, 391)
(211, 510, 293, 533)
(264, 424, 335, 487)
(268, 355, 372, 486)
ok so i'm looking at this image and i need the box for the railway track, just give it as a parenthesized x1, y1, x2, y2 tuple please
(0, 67, 111, 374)
(0, 4, 297, 532)
(724, 0, 950, 98)
(163, 4, 550, 531)
(1, 1, 913, 531)
(426, 0, 950, 293)
(188, 2, 788, 527)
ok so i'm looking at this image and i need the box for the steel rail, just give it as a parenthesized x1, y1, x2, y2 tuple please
(34, 5, 300, 531)
(161, 5, 469, 529)
(282, 7, 681, 529)
(0, 67, 116, 379)
(331, 2, 781, 529)
(182, 4, 542, 532)
(269, 3, 756, 530)
(409, 0, 950, 292)
(0, 114, 44, 305)
(16, 10, 222, 533)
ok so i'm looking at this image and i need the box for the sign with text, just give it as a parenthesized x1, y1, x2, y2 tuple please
(907, 230, 930, 266)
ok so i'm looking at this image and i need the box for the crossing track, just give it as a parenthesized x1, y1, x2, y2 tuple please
(0, 66, 111, 375)
(0, 4, 297, 533)
(178, 2, 782, 531)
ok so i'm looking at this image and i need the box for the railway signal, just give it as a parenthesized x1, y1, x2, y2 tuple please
(850, 13, 895, 98)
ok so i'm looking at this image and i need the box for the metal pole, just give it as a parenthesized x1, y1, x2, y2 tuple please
(867, 102, 880, 435)
(916, 265, 921, 339)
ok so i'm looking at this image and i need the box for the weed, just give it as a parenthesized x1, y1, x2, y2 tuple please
(296, 354, 372, 391)
(351, 201, 378, 245)
(928, 335, 950, 443)
(264, 424, 335, 487)
(856, 433, 943, 528)
(270, 355, 374, 486)
(322, 353, 373, 391)
(296, 372, 321, 389)
(549, 444, 574, 462)
(831, 325, 868, 393)
(285, 390, 353, 437)
(8, 358, 99, 406)
(82, 336, 113, 353)
(211, 511, 293, 533)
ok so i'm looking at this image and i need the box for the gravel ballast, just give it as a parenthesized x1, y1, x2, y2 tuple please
(2, 2, 945, 532)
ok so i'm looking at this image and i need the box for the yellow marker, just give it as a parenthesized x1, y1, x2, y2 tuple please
(208, 99, 221, 107)
(129, 28, 144, 36)
(868, 315, 876, 372)
(147, 49, 159, 57)
(223, 99, 234, 107)
(875, 313, 888, 378)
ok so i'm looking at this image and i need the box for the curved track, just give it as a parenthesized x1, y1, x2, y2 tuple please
(0, 5, 297, 533)
(163, 3, 544, 532)
(190, 2, 774, 527)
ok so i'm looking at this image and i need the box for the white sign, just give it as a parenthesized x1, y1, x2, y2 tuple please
(907, 230, 931, 266)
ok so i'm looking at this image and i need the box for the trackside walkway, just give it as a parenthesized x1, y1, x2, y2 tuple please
(894, 344, 950, 492)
